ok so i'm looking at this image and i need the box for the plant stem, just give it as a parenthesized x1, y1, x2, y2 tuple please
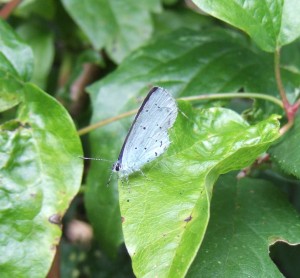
(274, 48, 300, 134)
(78, 109, 138, 136)
(179, 92, 283, 108)
(274, 49, 289, 108)
(78, 92, 283, 136)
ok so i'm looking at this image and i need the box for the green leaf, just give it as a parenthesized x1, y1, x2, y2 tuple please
(17, 23, 54, 89)
(86, 27, 285, 257)
(0, 73, 23, 112)
(192, 0, 300, 52)
(281, 38, 300, 73)
(119, 103, 280, 277)
(0, 84, 83, 277)
(0, 19, 33, 81)
(89, 27, 289, 116)
(187, 174, 300, 277)
(15, 0, 56, 20)
(152, 7, 213, 37)
(61, 0, 161, 63)
(269, 115, 300, 179)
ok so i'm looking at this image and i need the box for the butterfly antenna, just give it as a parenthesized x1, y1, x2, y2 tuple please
(78, 156, 113, 163)
(106, 171, 114, 187)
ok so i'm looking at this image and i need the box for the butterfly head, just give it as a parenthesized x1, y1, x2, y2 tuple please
(112, 160, 121, 172)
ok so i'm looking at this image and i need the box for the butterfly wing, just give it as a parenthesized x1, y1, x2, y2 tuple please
(119, 87, 178, 176)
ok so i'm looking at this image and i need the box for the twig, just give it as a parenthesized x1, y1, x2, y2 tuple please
(69, 63, 100, 117)
(78, 109, 138, 136)
(0, 0, 21, 19)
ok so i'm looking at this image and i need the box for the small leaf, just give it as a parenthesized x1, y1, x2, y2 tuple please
(119, 103, 280, 277)
(0, 84, 83, 277)
(187, 174, 300, 277)
(61, 0, 161, 63)
(192, 0, 300, 52)
(269, 115, 300, 179)
(0, 19, 33, 81)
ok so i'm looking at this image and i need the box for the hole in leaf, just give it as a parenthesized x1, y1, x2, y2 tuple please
(269, 241, 300, 277)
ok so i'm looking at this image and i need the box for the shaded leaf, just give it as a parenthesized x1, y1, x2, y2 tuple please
(187, 174, 300, 277)
(15, 0, 56, 20)
(0, 84, 83, 277)
(60, 239, 134, 277)
(192, 0, 300, 52)
(269, 115, 300, 179)
(0, 20, 33, 81)
(61, 0, 161, 63)
(17, 23, 54, 89)
(119, 103, 280, 277)
(152, 7, 213, 37)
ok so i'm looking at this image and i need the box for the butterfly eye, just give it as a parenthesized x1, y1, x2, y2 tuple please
(115, 163, 121, 171)
(112, 162, 121, 171)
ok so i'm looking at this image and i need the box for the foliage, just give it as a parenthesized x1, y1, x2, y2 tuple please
(1, 0, 300, 277)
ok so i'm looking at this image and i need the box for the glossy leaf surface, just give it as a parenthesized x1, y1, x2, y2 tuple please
(0, 84, 83, 277)
(61, 0, 161, 63)
(119, 103, 280, 277)
(192, 0, 300, 52)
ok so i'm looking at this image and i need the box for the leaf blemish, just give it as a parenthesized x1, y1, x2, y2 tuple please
(48, 214, 62, 225)
(184, 215, 192, 222)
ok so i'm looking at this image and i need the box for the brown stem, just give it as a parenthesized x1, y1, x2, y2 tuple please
(47, 243, 60, 278)
(77, 109, 138, 136)
(279, 118, 295, 135)
(69, 63, 100, 117)
(0, 0, 21, 19)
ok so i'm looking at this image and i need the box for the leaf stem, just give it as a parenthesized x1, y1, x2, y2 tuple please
(274, 48, 300, 134)
(78, 92, 283, 136)
(78, 109, 138, 136)
(178, 92, 283, 108)
(274, 49, 289, 108)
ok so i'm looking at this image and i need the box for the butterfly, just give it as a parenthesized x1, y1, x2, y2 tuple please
(112, 87, 178, 178)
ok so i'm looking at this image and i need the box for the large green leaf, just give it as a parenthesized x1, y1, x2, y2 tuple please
(187, 174, 300, 277)
(119, 103, 279, 277)
(88, 27, 300, 105)
(0, 84, 83, 277)
(86, 27, 287, 258)
(0, 19, 33, 81)
(269, 115, 300, 179)
(192, 0, 300, 52)
(61, 0, 161, 63)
